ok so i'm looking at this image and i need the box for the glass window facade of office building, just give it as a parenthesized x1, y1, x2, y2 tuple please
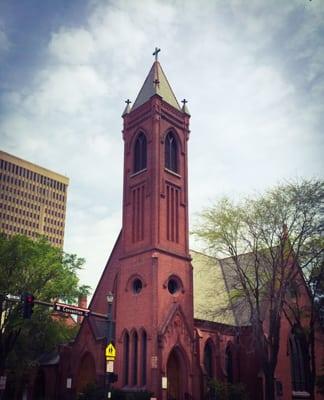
(0, 151, 69, 248)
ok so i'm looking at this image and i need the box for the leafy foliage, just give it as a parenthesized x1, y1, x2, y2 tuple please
(207, 379, 248, 400)
(193, 179, 324, 400)
(0, 234, 90, 395)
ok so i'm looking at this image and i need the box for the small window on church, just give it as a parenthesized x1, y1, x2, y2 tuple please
(134, 132, 147, 173)
(165, 132, 178, 173)
(168, 278, 179, 295)
(132, 278, 143, 294)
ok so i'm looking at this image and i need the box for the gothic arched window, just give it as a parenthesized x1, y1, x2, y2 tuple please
(141, 330, 147, 385)
(165, 132, 178, 173)
(289, 333, 307, 391)
(123, 332, 129, 385)
(225, 345, 233, 383)
(132, 331, 138, 385)
(134, 132, 147, 173)
(204, 340, 213, 379)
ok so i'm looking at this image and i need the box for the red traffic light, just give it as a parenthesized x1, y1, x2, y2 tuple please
(26, 295, 34, 303)
(21, 292, 34, 319)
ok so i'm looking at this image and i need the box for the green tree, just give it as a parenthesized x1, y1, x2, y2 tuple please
(0, 234, 90, 398)
(193, 179, 324, 400)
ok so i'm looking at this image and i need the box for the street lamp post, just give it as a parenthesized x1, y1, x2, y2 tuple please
(106, 292, 114, 399)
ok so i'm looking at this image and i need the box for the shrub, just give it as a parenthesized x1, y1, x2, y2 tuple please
(207, 380, 248, 400)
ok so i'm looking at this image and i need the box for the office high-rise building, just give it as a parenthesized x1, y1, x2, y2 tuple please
(0, 150, 69, 248)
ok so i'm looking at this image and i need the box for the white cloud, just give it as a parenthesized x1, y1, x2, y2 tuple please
(25, 65, 108, 115)
(49, 28, 96, 64)
(1, 0, 323, 297)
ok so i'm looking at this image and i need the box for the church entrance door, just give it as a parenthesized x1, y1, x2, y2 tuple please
(166, 347, 187, 400)
(76, 352, 96, 394)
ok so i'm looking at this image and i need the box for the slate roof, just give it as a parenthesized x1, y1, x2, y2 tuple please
(192, 250, 255, 326)
(192, 248, 284, 327)
(192, 250, 238, 326)
(132, 61, 181, 111)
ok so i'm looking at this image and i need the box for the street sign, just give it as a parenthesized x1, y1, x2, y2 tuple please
(106, 360, 114, 373)
(54, 302, 90, 317)
(105, 342, 116, 361)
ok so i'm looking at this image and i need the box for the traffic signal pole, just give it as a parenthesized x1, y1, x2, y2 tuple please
(2, 293, 109, 320)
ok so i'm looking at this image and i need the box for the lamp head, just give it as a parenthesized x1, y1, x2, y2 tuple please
(107, 292, 114, 304)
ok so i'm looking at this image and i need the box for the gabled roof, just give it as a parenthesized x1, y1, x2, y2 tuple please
(132, 61, 181, 111)
(191, 250, 239, 326)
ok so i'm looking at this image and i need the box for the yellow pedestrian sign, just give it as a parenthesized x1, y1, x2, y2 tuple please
(105, 342, 116, 361)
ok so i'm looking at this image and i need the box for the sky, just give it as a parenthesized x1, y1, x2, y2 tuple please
(0, 0, 323, 297)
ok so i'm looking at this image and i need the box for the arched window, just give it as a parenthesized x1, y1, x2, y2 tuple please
(134, 133, 147, 173)
(204, 341, 213, 379)
(132, 331, 138, 385)
(141, 330, 147, 385)
(289, 333, 307, 391)
(123, 332, 129, 386)
(165, 132, 178, 173)
(225, 345, 233, 383)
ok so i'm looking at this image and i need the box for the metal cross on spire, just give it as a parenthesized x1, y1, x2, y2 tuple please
(125, 99, 132, 105)
(153, 47, 161, 61)
(181, 99, 188, 105)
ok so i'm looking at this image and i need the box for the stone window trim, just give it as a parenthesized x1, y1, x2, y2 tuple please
(164, 167, 181, 179)
(292, 392, 310, 399)
(130, 168, 147, 179)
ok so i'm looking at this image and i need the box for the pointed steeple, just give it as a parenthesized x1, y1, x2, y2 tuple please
(132, 53, 181, 111)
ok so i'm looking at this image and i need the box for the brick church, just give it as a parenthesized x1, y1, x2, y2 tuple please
(50, 53, 323, 400)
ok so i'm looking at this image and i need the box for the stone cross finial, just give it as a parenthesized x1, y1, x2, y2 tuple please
(153, 47, 161, 61)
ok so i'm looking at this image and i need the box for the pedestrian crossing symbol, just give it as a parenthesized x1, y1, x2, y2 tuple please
(105, 342, 116, 361)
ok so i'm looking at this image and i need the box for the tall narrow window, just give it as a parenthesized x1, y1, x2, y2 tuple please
(225, 345, 233, 383)
(141, 330, 147, 385)
(132, 331, 138, 385)
(289, 333, 307, 391)
(123, 332, 129, 385)
(165, 132, 178, 172)
(204, 341, 213, 379)
(134, 133, 147, 173)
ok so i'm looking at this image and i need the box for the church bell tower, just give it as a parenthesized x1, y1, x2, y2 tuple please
(115, 49, 194, 399)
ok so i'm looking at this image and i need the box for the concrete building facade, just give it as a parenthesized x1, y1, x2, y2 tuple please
(0, 150, 68, 248)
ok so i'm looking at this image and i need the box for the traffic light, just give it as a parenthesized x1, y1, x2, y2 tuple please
(107, 372, 118, 383)
(21, 292, 34, 319)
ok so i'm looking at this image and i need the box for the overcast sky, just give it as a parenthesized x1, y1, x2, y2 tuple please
(1, 0, 323, 297)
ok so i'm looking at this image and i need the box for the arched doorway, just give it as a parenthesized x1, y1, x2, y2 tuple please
(166, 347, 188, 400)
(76, 352, 96, 394)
